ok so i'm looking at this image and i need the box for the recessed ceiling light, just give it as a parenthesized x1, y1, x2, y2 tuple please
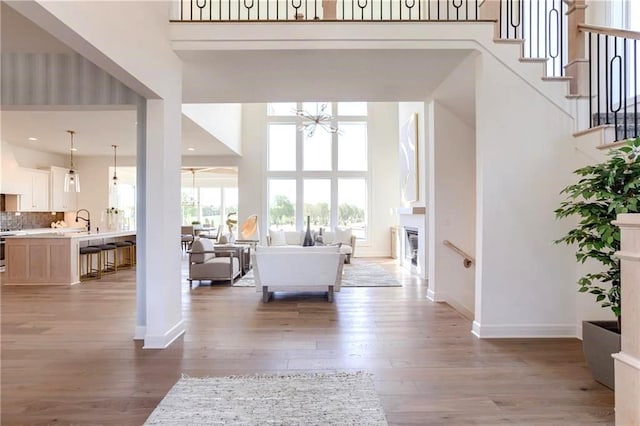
(28, 137, 38, 141)
(71, 147, 78, 152)
(187, 147, 195, 151)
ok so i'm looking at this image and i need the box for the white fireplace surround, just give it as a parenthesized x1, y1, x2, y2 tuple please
(397, 207, 426, 278)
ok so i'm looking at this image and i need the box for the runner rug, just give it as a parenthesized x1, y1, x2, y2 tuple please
(144, 372, 388, 425)
(233, 261, 402, 287)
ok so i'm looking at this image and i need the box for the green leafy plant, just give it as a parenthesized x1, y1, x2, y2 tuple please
(554, 137, 640, 327)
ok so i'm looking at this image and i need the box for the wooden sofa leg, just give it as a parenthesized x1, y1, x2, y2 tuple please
(262, 286, 270, 303)
(327, 285, 334, 302)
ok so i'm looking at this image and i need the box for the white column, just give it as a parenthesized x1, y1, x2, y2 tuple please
(612, 214, 640, 425)
(142, 96, 185, 349)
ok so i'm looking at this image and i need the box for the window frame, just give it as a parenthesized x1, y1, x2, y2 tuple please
(265, 102, 370, 240)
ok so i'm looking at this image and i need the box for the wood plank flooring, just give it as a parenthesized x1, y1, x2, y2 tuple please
(1, 257, 614, 425)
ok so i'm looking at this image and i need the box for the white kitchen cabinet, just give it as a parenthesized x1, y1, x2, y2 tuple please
(19, 168, 50, 212)
(50, 166, 77, 212)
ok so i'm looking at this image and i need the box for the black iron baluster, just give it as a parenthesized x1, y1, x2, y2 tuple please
(633, 39, 639, 137)
(544, 0, 547, 57)
(219, 0, 222, 21)
(453, 0, 462, 20)
(244, 0, 254, 20)
(548, 3, 559, 76)
(292, 0, 301, 19)
(427, 0, 431, 20)
(559, 0, 564, 76)
(605, 35, 610, 124)
(589, 33, 593, 126)
(437, 0, 440, 20)
(597, 34, 601, 125)
(406, 0, 416, 20)
(610, 41, 622, 134)
(358, 0, 367, 20)
(499, 0, 503, 37)
(511, 0, 521, 39)
(527, 0, 532, 56)
(623, 38, 628, 139)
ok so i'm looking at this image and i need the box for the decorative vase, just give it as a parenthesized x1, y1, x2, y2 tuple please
(303, 215, 315, 247)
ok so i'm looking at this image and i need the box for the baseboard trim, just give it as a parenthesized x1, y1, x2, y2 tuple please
(143, 319, 186, 349)
(426, 288, 437, 302)
(134, 325, 146, 340)
(472, 321, 577, 338)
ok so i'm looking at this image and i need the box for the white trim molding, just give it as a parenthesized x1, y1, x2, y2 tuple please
(472, 321, 577, 338)
(143, 320, 186, 349)
(134, 325, 146, 341)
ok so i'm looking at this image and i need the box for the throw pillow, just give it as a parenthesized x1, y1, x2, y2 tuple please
(269, 229, 287, 246)
(335, 227, 353, 246)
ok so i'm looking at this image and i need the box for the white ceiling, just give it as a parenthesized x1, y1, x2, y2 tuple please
(2, 3, 477, 157)
(178, 49, 473, 103)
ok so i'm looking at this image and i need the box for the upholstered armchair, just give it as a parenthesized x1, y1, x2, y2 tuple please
(187, 238, 241, 288)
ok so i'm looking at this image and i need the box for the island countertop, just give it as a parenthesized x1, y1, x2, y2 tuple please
(3, 230, 136, 285)
(4, 230, 136, 241)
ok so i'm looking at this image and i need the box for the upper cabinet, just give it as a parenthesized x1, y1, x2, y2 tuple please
(50, 166, 77, 212)
(19, 169, 50, 212)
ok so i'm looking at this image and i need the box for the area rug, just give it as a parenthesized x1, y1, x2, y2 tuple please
(144, 372, 388, 425)
(233, 261, 401, 288)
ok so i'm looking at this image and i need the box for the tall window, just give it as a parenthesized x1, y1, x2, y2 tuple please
(181, 169, 238, 227)
(266, 102, 369, 238)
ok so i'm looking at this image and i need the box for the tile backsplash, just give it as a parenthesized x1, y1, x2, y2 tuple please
(0, 212, 65, 231)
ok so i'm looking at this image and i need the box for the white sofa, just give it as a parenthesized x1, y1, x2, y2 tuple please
(251, 245, 345, 302)
(188, 237, 241, 287)
(266, 228, 356, 263)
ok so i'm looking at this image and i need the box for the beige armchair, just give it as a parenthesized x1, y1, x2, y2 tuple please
(187, 238, 241, 288)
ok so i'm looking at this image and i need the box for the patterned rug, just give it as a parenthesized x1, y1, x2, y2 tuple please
(144, 372, 388, 425)
(233, 260, 402, 287)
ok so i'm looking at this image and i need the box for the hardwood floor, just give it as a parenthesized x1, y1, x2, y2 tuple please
(1, 257, 614, 425)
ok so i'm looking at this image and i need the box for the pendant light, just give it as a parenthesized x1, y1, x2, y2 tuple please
(64, 130, 80, 192)
(111, 144, 119, 187)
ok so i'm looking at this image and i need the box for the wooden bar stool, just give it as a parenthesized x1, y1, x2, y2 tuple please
(113, 241, 134, 269)
(79, 246, 101, 281)
(91, 243, 117, 274)
(125, 240, 136, 266)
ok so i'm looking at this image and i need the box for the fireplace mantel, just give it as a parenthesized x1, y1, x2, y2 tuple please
(396, 206, 426, 215)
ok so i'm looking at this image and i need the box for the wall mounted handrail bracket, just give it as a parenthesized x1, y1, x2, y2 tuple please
(443, 240, 475, 268)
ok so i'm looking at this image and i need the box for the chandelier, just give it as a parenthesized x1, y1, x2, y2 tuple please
(64, 130, 80, 192)
(295, 103, 340, 137)
(111, 144, 119, 187)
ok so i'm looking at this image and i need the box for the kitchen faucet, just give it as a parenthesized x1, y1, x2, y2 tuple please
(75, 209, 91, 232)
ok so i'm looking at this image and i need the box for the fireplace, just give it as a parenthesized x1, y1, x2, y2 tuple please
(404, 227, 418, 267)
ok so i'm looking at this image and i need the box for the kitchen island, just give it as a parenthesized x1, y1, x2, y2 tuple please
(3, 230, 135, 285)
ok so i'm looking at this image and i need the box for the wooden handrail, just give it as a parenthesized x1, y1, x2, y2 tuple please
(578, 24, 640, 40)
(443, 240, 475, 268)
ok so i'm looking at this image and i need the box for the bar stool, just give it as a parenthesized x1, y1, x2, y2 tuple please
(125, 240, 136, 266)
(91, 243, 117, 274)
(79, 246, 101, 281)
(113, 241, 134, 269)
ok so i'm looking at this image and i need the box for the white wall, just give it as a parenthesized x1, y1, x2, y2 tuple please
(182, 104, 243, 155)
(473, 50, 579, 338)
(430, 101, 476, 319)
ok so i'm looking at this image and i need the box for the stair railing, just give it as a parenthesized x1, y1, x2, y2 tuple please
(497, 0, 568, 77)
(580, 24, 640, 141)
(173, 0, 483, 21)
(443, 240, 474, 268)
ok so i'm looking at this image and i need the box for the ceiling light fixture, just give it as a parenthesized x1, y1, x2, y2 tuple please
(64, 130, 80, 192)
(111, 144, 119, 187)
(187, 147, 195, 151)
(295, 103, 341, 138)
(28, 137, 38, 141)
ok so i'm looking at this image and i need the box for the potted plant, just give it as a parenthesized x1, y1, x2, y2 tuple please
(554, 137, 640, 389)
